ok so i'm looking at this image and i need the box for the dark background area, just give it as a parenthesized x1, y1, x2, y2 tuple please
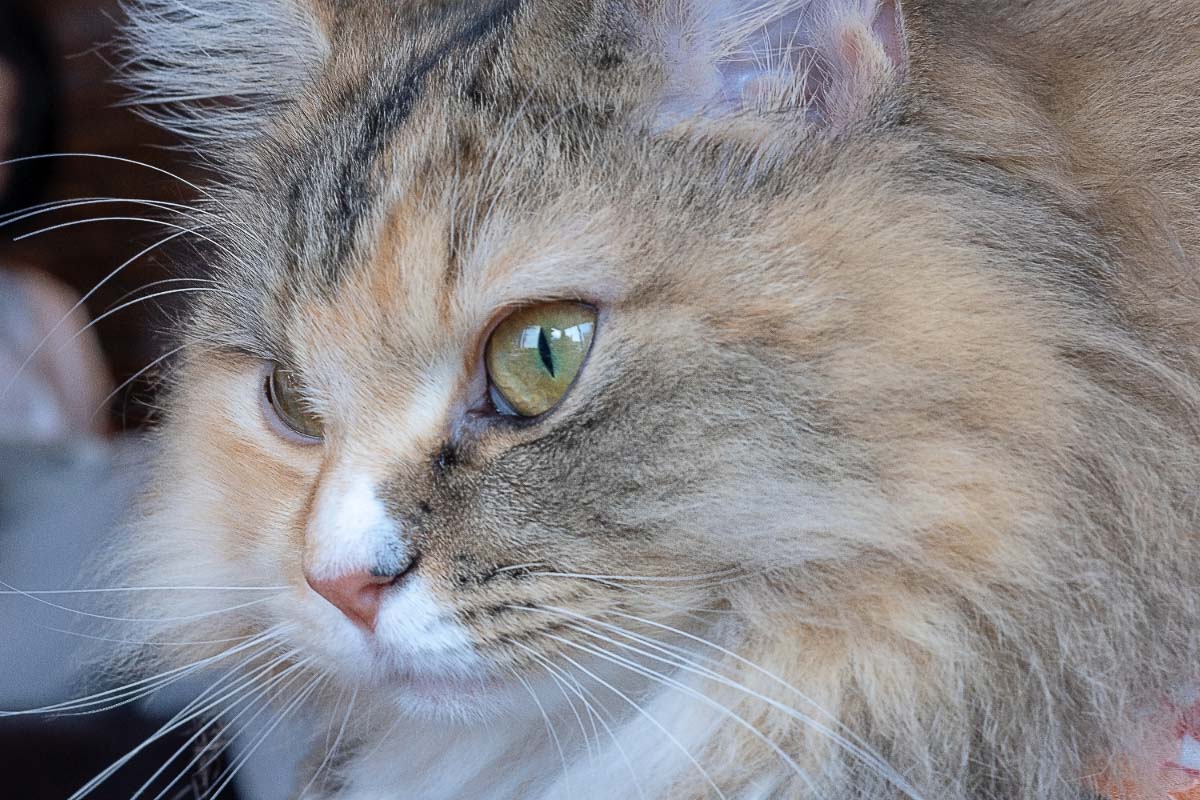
(1, 0, 199, 431)
(2, 2, 235, 797)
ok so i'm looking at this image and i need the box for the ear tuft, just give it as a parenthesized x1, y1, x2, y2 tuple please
(120, 0, 329, 144)
(654, 0, 907, 128)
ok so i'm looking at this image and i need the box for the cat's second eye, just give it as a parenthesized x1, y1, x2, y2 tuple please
(265, 364, 324, 442)
(486, 303, 597, 418)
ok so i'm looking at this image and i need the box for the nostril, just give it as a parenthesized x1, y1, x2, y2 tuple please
(370, 553, 419, 585)
(305, 556, 419, 631)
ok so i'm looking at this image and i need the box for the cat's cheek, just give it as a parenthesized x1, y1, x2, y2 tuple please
(371, 576, 482, 674)
(167, 355, 322, 562)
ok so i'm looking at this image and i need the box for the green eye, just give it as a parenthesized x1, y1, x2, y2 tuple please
(485, 303, 598, 418)
(266, 364, 324, 441)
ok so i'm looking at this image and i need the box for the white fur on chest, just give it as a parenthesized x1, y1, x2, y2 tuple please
(329, 677, 743, 800)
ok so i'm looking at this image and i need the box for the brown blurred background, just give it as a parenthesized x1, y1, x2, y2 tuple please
(1, 0, 197, 430)
(1, 3, 240, 796)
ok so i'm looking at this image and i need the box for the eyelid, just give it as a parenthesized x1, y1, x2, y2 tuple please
(488, 383, 520, 417)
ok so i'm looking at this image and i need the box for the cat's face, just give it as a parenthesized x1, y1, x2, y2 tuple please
(131, 0, 1082, 721)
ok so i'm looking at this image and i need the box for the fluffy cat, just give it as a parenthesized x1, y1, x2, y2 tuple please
(106, 0, 1200, 797)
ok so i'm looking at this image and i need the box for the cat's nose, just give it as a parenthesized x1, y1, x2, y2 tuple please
(305, 559, 416, 630)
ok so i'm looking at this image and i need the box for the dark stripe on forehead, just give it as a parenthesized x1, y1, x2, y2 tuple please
(293, 0, 522, 284)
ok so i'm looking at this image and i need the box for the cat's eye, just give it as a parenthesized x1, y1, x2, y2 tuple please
(265, 364, 324, 442)
(485, 303, 597, 418)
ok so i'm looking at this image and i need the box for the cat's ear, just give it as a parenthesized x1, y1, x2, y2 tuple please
(652, 0, 907, 128)
(121, 0, 330, 142)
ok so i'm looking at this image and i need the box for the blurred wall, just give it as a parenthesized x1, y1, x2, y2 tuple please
(0, 0, 197, 431)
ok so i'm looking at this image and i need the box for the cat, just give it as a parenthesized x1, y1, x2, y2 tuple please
(103, 0, 1200, 797)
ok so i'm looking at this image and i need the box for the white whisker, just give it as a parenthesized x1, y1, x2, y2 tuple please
(537, 642, 728, 800)
(101, 278, 219, 313)
(36, 624, 265, 649)
(511, 640, 649, 798)
(533, 654, 599, 761)
(68, 640, 296, 799)
(0, 578, 282, 623)
(134, 655, 312, 800)
(540, 605, 922, 799)
(0, 227, 193, 404)
(0, 197, 208, 231)
(297, 685, 358, 799)
(510, 667, 574, 799)
(90, 335, 219, 422)
(0, 153, 211, 197)
(1, 585, 288, 596)
(61, 286, 232, 348)
(545, 630, 817, 794)
(0, 627, 286, 718)
(202, 673, 327, 800)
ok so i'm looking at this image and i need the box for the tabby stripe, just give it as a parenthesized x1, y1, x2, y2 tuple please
(313, 0, 523, 282)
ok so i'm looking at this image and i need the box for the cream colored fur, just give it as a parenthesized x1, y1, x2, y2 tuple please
(106, 0, 1200, 798)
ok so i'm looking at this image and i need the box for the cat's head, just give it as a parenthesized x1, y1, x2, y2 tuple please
(121, 0, 1168, 744)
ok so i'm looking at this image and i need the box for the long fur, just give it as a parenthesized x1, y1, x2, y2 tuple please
(107, 0, 1200, 798)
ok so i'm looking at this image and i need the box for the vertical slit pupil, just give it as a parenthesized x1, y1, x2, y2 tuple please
(537, 327, 556, 378)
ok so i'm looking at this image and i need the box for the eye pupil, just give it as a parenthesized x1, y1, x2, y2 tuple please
(537, 327, 556, 378)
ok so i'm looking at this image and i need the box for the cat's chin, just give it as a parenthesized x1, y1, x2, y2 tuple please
(302, 639, 518, 721)
(378, 669, 524, 722)
(299, 621, 524, 721)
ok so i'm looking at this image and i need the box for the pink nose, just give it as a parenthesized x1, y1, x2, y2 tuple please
(305, 570, 397, 630)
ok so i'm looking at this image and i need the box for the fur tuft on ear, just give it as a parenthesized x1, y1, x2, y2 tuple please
(653, 0, 906, 127)
(119, 0, 329, 143)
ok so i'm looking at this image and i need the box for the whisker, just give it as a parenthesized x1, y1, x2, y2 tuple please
(36, 624, 266, 649)
(69, 641, 297, 800)
(510, 667, 574, 798)
(602, 608, 903, 768)
(60, 286, 232, 349)
(535, 642, 728, 800)
(544, 631, 816, 794)
(90, 335, 218, 423)
(0, 196, 162, 227)
(182, 663, 314, 793)
(524, 568, 746, 586)
(541, 605, 922, 799)
(101, 277, 219, 313)
(296, 685, 358, 799)
(0, 192, 268, 255)
(525, 573, 738, 623)
(489, 562, 550, 576)
(0, 227, 194, 404)
(0, 627, 286, 718)
(532, 655, 598, 762)
(0, 197, 209, 231)
(0, 153, 211, 197)
(13, 215, 206, 242)
(202, 673, 327, 800)
(1, 586, 288, 596)
(510, 641, 648, 799)
(0, 578, 282, 623)
(12, 212, 257, 279)
(134, 655, 312, 800)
